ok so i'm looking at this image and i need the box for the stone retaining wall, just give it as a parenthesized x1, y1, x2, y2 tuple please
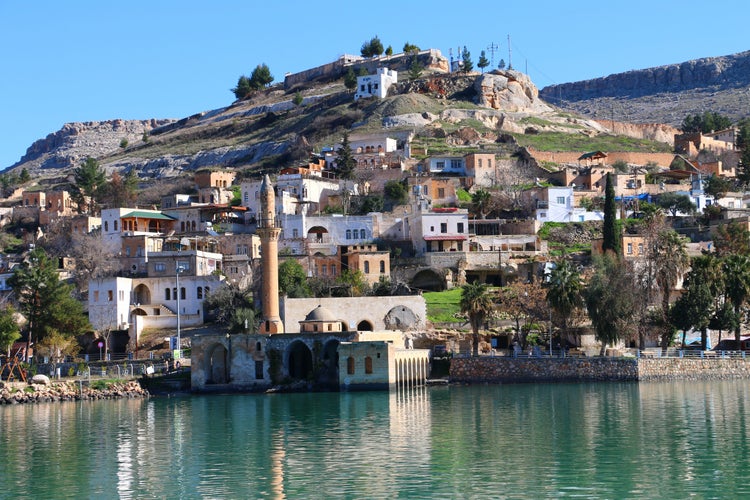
(450, 357, 750, 383)
(0, 380, 148, 405)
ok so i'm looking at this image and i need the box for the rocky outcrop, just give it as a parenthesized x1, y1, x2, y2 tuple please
(541, 51, 750, 101)
(11, 119, 174, 171)
(475, 70, 553, 113)
(0, 380, 148, 404)
(594, 120, 679, 145)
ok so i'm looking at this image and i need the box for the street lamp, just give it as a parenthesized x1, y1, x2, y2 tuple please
(175, 262, 185, 361)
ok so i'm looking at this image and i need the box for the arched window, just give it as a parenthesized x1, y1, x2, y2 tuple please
(197, 287, 203, 299)
(360, 229, 366, 239)
(113, 220, 118, 231)
(364, 261, 370, 274)
(165, 288, 171, 300)
(181, 221, 185, 232)
(346, 229, 352, 239)
(244, 192, 249, 203)
(380, 260, 385, 273)
(347, 356, 355, 374)
(256, 341, 262, 351)
(365, 356, 373, 374)
(180, 287, 186, 300)
(104, 221, 109, 232)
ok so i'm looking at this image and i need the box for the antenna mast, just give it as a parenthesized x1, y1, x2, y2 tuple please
(507, 34, 512, 70)
(486, 42, 499, 68)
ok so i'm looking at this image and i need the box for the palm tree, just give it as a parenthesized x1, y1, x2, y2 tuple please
(546, 258, 583, 346)
(723, 254, 750, 347)
(654, 230, 690, 349)
(470, 189, 492, 219)
(460, 282, 494, 356)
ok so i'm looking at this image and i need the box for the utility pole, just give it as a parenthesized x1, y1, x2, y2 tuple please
(486, 42, 499, 68)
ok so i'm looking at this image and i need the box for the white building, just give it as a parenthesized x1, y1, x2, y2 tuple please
(354, 68, 397, 101)
(534, 187, 604, 223)
(101, 208, 177, 254)
(277, 213, 378, 256)
(411, 208, 469, 255)
(241, 172, 341, 219)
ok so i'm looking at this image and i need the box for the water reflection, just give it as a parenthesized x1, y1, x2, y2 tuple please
(1, 381, 750, 498)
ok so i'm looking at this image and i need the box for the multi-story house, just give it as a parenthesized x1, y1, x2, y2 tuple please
(354, 68, 397, 100)
(411, 207, 469, 255)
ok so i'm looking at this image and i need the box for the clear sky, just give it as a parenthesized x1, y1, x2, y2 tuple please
(1, 0, 748, 170)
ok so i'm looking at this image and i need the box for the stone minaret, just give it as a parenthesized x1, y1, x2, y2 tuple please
(258, 175, 284, 334)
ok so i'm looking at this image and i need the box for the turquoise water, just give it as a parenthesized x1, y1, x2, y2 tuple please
(1, 381, 749, 498)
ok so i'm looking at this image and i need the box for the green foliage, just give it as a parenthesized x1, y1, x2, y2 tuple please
(602, 173, 620, 255)
(9, 248, 91, 349)
(278, 259, 312, 298)
(204, 283, 256, 326)
(498, 58, 506, 70)
(512, 132, 672, 153)
(335, 132, 356, 180)
(20, 168, 31, 183)
(460, 282, 494, 356)
(546, 258, 583, 338)
(360, 36, 384, 57)
(655, 192, 696, 217)
(383, 180, 408, 208)
(736, 120, 750, 186)
(142, 131, 149, 143)
(461, 46, 473, 73)
(335, 269, 369, 297)
(714, 221, 750, 257)
(704, 175, 731, 200)
(477, 50, 490, 73)
(344, 67, 357, 91)
(681, 112, 732, 133)
(119, 138, 128, 149)
(232, 64, 274, 99)
(0, 305, 20, 355)
(424, 288, 463, 324)
(456, 188, 472, 203)
(71, 157, 106, 215)
(585, 255, 637, 352)
(408, 56, 424, 81)
(612, 159, 629, 173)
(91, 379, 116, 390)
(470, 189, 492, 219)
(403, 42, 420, 54)
(385, 45, 393, 56)
(293, 91, 303, 106)
(232, 75, 252, 100)
(355, 195, 384, 214)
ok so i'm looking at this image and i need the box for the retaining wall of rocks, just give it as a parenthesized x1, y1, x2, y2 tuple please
(450, 357, 750, 383)
(0, 380, 148, 405)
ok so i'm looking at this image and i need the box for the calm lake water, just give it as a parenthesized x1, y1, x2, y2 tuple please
(1, 380, 750, 499)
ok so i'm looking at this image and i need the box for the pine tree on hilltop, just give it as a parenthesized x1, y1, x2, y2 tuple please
(477, 50, 490, 73)
(461, 46, 473, 73)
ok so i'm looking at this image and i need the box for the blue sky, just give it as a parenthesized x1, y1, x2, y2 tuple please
(1, 0, 748, 170)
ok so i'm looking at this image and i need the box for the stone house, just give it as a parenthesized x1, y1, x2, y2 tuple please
(354, 68, 398, 101)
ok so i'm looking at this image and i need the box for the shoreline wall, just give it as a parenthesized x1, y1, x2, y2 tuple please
(450, 357, 750, 383)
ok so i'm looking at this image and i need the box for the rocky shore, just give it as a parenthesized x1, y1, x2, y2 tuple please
(0, 380, 149, 404)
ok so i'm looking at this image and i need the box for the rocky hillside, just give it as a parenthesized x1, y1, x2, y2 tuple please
(9, 69, 619, 183)
(540, 50, 750, 126)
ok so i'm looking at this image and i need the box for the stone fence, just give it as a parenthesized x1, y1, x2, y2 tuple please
(450, 357, 750, 383)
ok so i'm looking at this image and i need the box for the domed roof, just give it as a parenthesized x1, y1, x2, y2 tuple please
(304, 304, 337, 322)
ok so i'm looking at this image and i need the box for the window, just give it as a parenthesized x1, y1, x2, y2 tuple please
(180, 287, 186, 300)
(423, 185, 428, 196)
(244, 192, 249, 203)
(557, 196, 566, 205)
(457, 222, 464, 233)
(346, 229, 352, 239)
(197, 287, 203, 299)
(292, 228, 299, 238)
(478, 159, 483, 168)
(165, 289, 171, 300)
(113, 220, 118, 231)
(155, 263, 166, 272)
(627, 243, 633, 255)
(638, 243, 644, 255)
(540, 212, 546, 218)
(119, 290, 125, 301)
(365, 356, 373, 374)
(488, 159, 492, 168)
(364, 261, 370, 274)
(347, 356, 355, 374)
(93, 291, 99, 302)
(360, 229, 366, 239)
(440, 223, 447, 233)
(360, 84, 366, 91)
(322, 265, 327, 276)
(255, 360, 264, 380)
(436, 161, 445, 170)
(104, 221, 109, 231)
(438, 188, 445, 198)
(107, 290, 113, 302)
(380, 260, 385, 273)
(125, 247, 131, 257)
(331, 265, 336, 276)
(451, 159, 462, 169)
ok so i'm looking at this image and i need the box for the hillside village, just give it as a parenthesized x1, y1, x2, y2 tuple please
(2, 44, 750, 382)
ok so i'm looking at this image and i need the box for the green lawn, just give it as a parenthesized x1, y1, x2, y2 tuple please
(424, 288, 463, 323)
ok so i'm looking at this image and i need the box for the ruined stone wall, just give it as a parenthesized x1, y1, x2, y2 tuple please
(450, 356, 750, 383)
(528, 148, 675, 168)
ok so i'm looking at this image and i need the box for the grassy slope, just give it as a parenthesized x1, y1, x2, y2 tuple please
(424, 288, 463, 324)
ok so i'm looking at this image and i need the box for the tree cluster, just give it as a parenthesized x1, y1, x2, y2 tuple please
(232, 63, 274, 100)
(360, 36, 384, 58)
(681, 112, 732, 134)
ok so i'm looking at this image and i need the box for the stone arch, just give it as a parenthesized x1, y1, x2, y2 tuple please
(307, 226, 329, 243)
(320, 339, 340, 386)
(206, 343, 229, 384)
(410, 268, 446, 292)
(288, 340, 313, 380)
(357, 319, 374, 331)
(133, 284, 151, 305)
(383, 305, 418, 331)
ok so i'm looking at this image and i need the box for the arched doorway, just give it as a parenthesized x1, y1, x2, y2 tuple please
(133, 284, 151, 305)
(307, 226, 329, 243)
(357, 320, 374, 331)
(206, 343, 229, 384)
(320, 339, 340, 387)
(384, 306, 418, 331)
(288, 341, 313, 380)
(411, 269, 445, 292)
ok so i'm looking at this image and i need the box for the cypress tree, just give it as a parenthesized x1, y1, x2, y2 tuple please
(602, 172, 620, 256)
